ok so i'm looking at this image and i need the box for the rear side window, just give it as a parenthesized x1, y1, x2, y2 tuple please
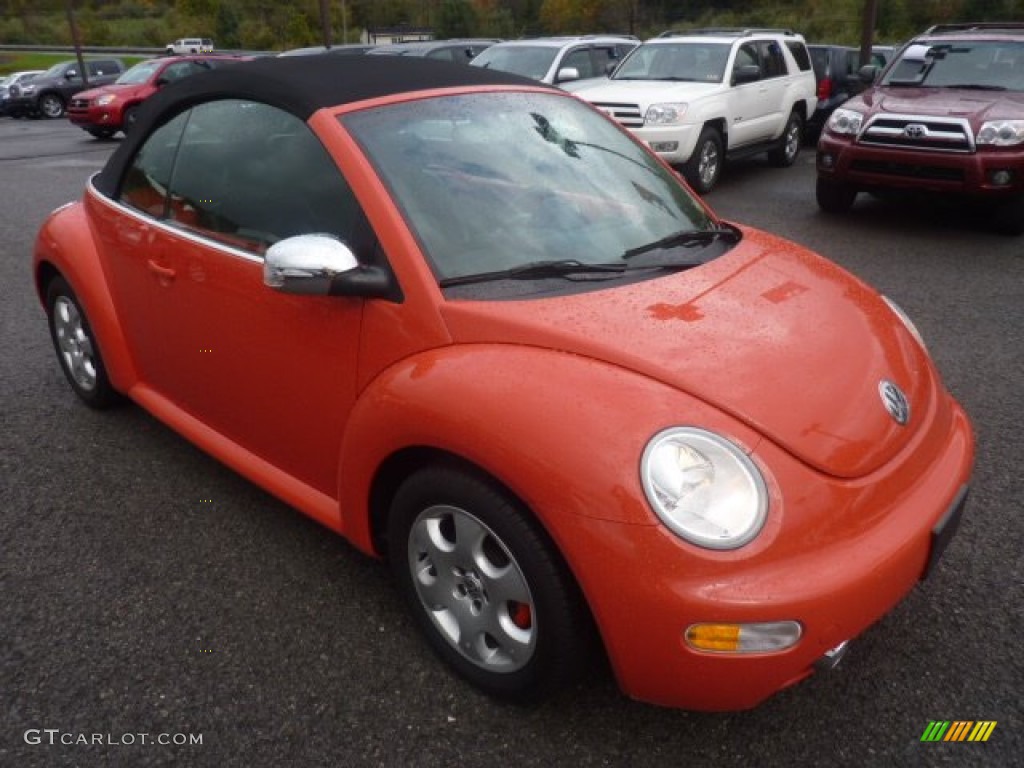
(786, 41, 812, 71)
(119, 111, 190, 217)
(759, 40, 787, 78)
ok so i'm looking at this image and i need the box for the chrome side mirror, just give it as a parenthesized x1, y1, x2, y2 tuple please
(264, 234, 359, 295)
(556, 66, 581, 83)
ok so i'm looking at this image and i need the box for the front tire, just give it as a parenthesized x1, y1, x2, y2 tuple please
(86, 127, 115, 140)
(768, 111, 803, 167)
(683, 127, 724, 194)
(991, 195, 1024, 235)
(816, 177, 858, 213)
(122, 105, 140, 134)
(388, 465, 589, 703)
(38, 93, 66, 119)
(46, 276, 122, 409)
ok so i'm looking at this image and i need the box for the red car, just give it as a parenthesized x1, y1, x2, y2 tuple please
(34, 56, 974, 710)
(67, 54, 245, 139)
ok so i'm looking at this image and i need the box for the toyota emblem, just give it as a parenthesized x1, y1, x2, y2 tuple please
(879, 380, 910, 426)
(904, 123, 928, 139)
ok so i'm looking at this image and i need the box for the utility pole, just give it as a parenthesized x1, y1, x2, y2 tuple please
(319, 0, 333, 49)
(65, 0, 89, 86)
(859, 0, 879, 67)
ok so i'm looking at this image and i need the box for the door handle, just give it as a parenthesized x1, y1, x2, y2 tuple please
(147, 259, 176, 283)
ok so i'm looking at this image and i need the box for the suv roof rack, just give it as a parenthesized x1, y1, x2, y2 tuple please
(657, 28, 796, 39)
(923, 22, 1024, 35)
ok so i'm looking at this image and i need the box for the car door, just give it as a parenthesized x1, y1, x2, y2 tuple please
(104, 100, 374, 497)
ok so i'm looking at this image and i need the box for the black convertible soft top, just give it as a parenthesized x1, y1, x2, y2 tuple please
(95, 54, 546, 197)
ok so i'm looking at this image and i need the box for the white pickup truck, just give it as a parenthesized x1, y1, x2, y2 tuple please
(166, 38, 215, 55)
(574, 28, 818, 192)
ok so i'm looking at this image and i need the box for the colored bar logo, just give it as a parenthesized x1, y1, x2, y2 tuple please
(921, 721, 997, 742)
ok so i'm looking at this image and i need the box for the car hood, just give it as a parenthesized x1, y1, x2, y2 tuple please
(575, 79, 723, 105)
(74, 83, 140, 101)
(854, 86, 1024, 122)
(438, 227, 934, 479)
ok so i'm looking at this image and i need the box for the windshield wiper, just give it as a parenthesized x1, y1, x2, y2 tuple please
(622, 227, 739, 260)
(941, 83, 1007, 91)
(439, 259, 627, 288)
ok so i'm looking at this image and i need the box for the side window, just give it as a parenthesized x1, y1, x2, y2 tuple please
(119, 111, 190, 217)
(759, 41, 787, 78)
(165, 100, 366, 257)
(426, 48, 457, 62)
(733, 43, 760, 79)
(88, 61, 116, 77)
(562, 48, 597, 78)
(162, 61, 206, 82)
(785, 41, 813, 72)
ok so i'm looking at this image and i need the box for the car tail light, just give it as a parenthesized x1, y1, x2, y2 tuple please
(817, 77, 833, 100)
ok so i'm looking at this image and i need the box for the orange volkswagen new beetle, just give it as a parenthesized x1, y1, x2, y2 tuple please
(33, 55, 974, 710)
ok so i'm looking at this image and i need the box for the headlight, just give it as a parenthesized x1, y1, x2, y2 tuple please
(641, 427, 768, 550)
(977, 119, 1024, 146)
(21, 84, 36, 95)
(645, 103, 687, 125)
(882, 295, 927, 350)
(96, 94, 116, 106)
(826, 107, 863, 136)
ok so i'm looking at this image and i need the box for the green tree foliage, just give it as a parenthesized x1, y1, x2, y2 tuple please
(0, 0, 1021, 50)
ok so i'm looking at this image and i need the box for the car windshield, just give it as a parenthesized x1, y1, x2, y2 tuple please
(613, 42, 730, 82)
(116, 60, 163, 85)
(470, 46, 560, 80)
(342, 92, 717, 290)
(41, 61, 71, 78)
(882, 40, 1024, 90)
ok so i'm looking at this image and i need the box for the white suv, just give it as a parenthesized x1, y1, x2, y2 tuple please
(166, 38, 215, 55)
(574, 29, 817, 192)
(470, 36, 638, 87)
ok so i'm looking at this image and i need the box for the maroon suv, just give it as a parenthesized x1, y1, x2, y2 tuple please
(816, 23, 1024, 234)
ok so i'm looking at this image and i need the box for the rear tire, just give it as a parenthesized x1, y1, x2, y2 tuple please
(768, 111, 803, 167)
(683, 128, 724, 194)
(816, 177, 857, 213)
(388, 464, 590, 703)
(38, 92, 65, 119)
(46, 276, 122, 409)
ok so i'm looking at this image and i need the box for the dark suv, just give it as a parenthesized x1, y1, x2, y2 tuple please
(807, 45, 868, 135)
(5, 58, 124, 119)
(816, 23, 1024, 233)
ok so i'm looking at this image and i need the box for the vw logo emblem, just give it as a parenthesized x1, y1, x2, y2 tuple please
(879, 380, 910, 426)
(904, 123, 928, 139)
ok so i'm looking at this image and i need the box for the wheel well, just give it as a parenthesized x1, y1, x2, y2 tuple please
(35, 262, 60, 307)
(792, 99, 810, 121)
(701, 118, 727, 144)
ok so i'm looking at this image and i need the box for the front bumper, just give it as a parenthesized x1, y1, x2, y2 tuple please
(68, 103, 122, 130)
(629, 122, 702, 165)
(817, 133, 1024, 197)
(556, 395, 974, 710)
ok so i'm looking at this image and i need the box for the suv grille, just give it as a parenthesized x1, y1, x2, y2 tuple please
(589, 101, 644, 128)
(857, 114, 974, 153)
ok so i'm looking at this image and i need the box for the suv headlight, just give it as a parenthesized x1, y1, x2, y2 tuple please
(977, 120, 1024, 146)
(20, 84, 36, 95)
(645, 103, 687, 125)
(96, 94, 116, 106)
(641, 427, 768, 550)
(827, 107, 863, 136)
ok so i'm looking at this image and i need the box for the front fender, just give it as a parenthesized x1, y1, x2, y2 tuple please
(336, 343, 765, 556)
(33, 199, 138, 393)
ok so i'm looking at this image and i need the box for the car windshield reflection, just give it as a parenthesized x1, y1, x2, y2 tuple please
(342, 91, 716, 290)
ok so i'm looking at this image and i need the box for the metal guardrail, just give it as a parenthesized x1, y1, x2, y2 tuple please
(0, 44, 266, 57)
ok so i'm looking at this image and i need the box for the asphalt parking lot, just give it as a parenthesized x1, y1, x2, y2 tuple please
(1, 116, 1021, 768)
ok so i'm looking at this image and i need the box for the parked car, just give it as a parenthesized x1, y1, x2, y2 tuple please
(816, 22, 1024, 233)
(469, 35, 638, 87)
(278, 44, 376, 57)
(807, 45, 867, 136)
(4, 58, 124, 118)
(367, 39, 499, 63)
(68, 55, 247, 139)
(166, 38, 214, 55)
(573, 28, 817, 192)
(33, 54, 973, 711)
(0, 70, 43, 115)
